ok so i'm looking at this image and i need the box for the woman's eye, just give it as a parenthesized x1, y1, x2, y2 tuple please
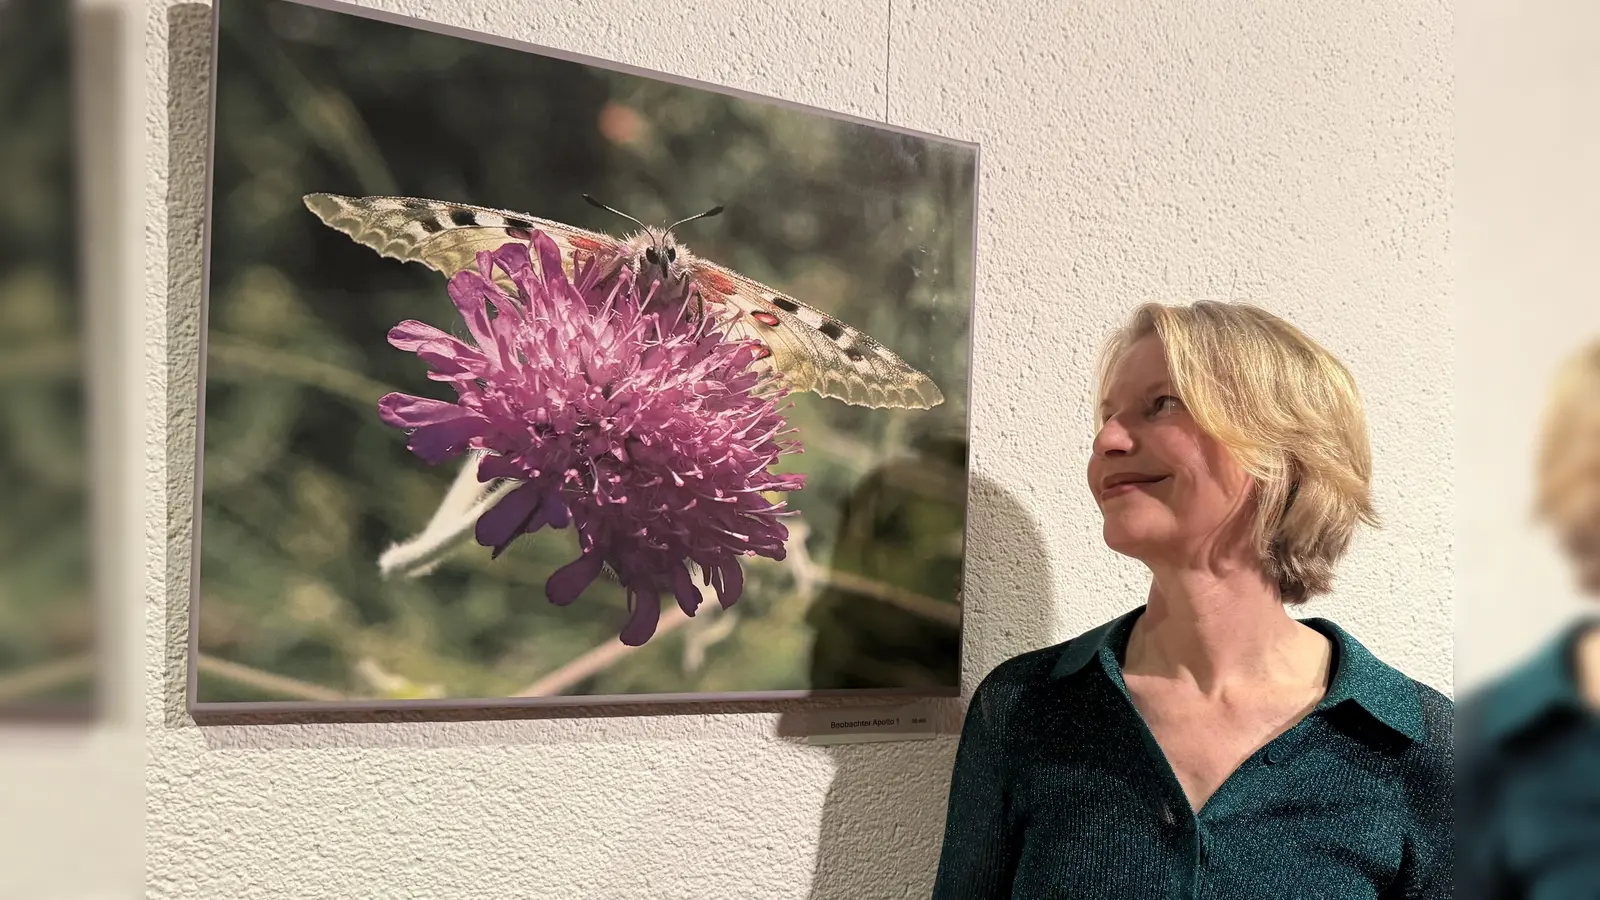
(1152, 395, 1181, 413)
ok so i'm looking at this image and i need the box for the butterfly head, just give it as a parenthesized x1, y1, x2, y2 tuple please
(635, 230, 683, 281)
(627, 229, 691, 293)
(582, 194, 723, 302)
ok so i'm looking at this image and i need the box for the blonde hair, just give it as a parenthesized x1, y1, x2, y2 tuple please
(1535, 340, 1600, 534)
(1094, 301, 1379, 604)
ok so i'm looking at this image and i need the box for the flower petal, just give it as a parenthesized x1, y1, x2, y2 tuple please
(490, 240, 536, 282)
(477, 453, 523, 482)
(378, 231, 812, 640)
(537, 494, 572, 529)
(445, 269, 501, 358)
(407, 418, 484, 464)
(619, 584, 662, 646)
(546, 551, 604, 607)
(414, 345, 481, 382)
(377, 393, 475, 429)
(670, 562, 702, 616)
(712, 559, 744, 609)
(387, 319, 461, 352)
(531, 231, 570, 294)
(474, 482, 544, 556)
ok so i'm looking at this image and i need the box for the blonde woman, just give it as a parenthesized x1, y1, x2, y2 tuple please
(931, 302, 1453, 898)
(1458, 340, 1600, 898)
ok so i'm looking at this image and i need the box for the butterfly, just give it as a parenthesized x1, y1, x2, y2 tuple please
(302, 192, 945, 410)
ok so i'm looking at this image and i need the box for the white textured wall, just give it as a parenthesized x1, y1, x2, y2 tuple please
(145, 1, 1451, 898)
(1455, 0, 1600, 690)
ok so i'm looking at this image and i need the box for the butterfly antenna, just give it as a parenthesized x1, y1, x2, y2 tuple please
(582, 193, 653, 237)
(669, 204, 725, 231)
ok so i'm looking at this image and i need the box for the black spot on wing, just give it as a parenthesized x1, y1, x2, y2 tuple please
(505, 216, 535, 231)
(819, 321, 845, 341)
(450, 208, 478, 227)
(845, 348, 865, 361)
(419, 215, 443, 234)
(770, 295, 800, 313)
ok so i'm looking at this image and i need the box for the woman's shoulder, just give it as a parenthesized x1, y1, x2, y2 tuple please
(958, 645, 1064, 739)
(1403, 679, 1456, 771)
(1457, 619, 1595, 761)
(968, 612, 1132, 710)
(1407, 676, 1455, 733)
(1305, 615, 1454, 709)
(1303, 617, 1454, 843)
(1340, 636, 1454, 809)
(973, 641, 1071, 696)
(1300, 615, 1455, 764)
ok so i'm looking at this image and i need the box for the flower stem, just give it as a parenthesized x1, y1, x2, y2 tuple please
(378, 455, 520, 579)
(513, 604, 695, 697)
(196, 653, 347, 702)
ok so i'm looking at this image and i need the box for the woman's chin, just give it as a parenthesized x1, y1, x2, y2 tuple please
(1101, 524, 1165, 559)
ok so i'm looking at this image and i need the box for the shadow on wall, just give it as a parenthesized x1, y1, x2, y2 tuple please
(163, 1, 212, 729)
(783, 444, 1052, 899)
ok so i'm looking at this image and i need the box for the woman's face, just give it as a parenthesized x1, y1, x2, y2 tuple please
(1089, 335, 1257, 567)
(1564, 517, 1600, 595)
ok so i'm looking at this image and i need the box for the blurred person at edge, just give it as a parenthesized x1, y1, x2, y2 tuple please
(930, 302, 1453, 899)
(1458, 340, 1600, 898)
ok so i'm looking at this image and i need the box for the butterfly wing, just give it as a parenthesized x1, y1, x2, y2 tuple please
(305, 193, 946, 411)
(303, 193, 624, 279)
(689, 259, 945, 410)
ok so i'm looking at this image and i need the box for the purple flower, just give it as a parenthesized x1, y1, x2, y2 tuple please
(376, 234, 806, 646)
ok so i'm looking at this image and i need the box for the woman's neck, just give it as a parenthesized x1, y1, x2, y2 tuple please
(1126, 564, 1329, 696)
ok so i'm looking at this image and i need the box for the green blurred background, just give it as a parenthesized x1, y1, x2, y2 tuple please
(196, 0, 975, 704)
(0, 0, 95, 714)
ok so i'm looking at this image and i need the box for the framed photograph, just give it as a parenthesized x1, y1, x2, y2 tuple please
(189, 0, 978, 717)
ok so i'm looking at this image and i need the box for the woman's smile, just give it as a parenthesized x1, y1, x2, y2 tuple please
(1098, 473, 1170, 501)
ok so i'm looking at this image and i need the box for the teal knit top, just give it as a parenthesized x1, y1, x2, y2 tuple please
(1456, 618, 1600, 898)
(930, 606, 1454, 898)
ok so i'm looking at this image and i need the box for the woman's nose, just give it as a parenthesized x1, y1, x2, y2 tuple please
(1093, 416, 1134, 457)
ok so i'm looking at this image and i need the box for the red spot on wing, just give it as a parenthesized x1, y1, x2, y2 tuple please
(752, 342, 772, 360)
(751, 311, 780, 327)
(571, 236, 612, 253)
(697, 269, 737, 296)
